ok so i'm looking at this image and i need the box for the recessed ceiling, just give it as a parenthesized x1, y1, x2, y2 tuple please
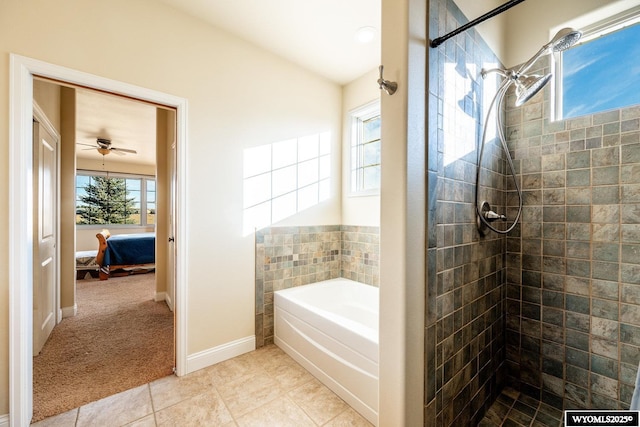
(75, 88, 157, 167)
(157, 0, 381, 85)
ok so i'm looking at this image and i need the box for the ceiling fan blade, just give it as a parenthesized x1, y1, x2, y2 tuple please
(81, 148, 96, 151)
(111, 149, 127, 155)
(77, 143, 96, 147)
(111, 147, 137, 154)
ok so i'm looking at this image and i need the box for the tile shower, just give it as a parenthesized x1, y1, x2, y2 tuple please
(429, 0, 640, 424)
(254, 225, 379, 347)
(427, 0, 508, 425)
(505, 56, 640, 410)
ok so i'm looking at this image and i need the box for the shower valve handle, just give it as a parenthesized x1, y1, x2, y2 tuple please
(484, 210, 507, 222)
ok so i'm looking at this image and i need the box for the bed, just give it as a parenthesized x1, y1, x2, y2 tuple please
(75, 250, 100, 280)
(95, 229, 156, 280)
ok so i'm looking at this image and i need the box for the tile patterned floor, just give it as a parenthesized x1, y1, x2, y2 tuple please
(478, 387, 564, 427)
(31, 345, 373, 427)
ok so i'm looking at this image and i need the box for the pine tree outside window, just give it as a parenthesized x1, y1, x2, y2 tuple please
(75, 171, 156, 226)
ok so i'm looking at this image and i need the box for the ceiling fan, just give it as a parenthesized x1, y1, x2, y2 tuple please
(77, 138, 137, 156)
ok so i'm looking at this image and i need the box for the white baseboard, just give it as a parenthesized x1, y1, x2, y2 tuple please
(186, 336, 255, 374)
(154, 292, 166, 302)
(165, 293, 174, 311)
(0, 413, 8, 427)
(61, 304, 77, 318)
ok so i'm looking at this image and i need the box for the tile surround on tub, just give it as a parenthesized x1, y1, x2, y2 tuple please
(254, 225, 379, 347)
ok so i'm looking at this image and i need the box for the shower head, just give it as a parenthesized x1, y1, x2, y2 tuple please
(517, 27, 582, 75)
(547, 27, 583, 52)
(514, 73, 552, 107)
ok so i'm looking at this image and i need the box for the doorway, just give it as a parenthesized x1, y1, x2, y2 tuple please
(9, 54, 188, 427)
(31, 80, 176, 421)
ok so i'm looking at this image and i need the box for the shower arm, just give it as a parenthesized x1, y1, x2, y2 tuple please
(515, 45, 552, 76)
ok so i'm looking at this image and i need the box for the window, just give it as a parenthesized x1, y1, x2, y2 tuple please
(556, 10, 640, 120)
(350, 100, 381, 195)
(76, 171, 156, 226)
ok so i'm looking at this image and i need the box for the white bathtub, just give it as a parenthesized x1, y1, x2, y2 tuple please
(274, 278, 379, 425)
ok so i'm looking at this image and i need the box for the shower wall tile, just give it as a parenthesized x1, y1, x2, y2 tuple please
(254, 225, 379, 346)
(428, 0, 506, 425)
(506, 54, 640, 410)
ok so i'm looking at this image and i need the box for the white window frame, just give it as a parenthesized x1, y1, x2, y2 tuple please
(75, 169, 156, 228)
(349, 99, 381, 196)
(553, 6, 640, 121)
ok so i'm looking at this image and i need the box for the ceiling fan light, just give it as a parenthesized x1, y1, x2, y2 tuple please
(97, 147, 110, 155)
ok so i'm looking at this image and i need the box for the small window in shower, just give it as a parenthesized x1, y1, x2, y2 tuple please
(350, 100, 381, 195)
(556, 9, 640, 120)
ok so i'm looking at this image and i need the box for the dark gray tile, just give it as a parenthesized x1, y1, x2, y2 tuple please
(566, 312, 590, 332)
(566, 347, 589, 369)
(591, 354, 618, 379)
(592, 146, 619, 167)
(566, 169, 590, 187)
(591, 298, 619, 321)
(592, 186, 620, 204)
(566, 206, 591, 223)
(592, 242, 619, 262)
(592, 279, 619, 300)
(622, 143, 640, 164)
(566, 294, 589, 314)
(566, 151, 590, 169)
(592, 166, 619, 185)
(622, 263, 640, 284)
(622, 184, 640, 203)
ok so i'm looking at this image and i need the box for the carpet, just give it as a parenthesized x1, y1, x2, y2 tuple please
(32, 272, 174, 422)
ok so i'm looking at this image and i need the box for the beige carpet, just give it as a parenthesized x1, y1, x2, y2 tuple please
(32, 272, 174, 422)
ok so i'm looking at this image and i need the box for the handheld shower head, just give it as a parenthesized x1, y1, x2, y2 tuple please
(548, 27, 583, 52)
(518, 27, 582, 75)
(514, 73, 552, 107)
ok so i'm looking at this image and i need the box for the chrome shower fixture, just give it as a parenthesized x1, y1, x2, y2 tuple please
(514, 73, 552, 107)
(475, 27, 582, 235)
(480, 68, 552, 107)
(548, 27, 583, 52)
(517, 27, 583, 76)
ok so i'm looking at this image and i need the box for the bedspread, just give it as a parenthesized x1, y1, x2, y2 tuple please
(103, 233, 155, 266)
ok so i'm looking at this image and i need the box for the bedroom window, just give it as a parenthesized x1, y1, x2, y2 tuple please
(555, 11, 640, 120)
(350, 100, 381, 195)
(76, 171, 156, 226)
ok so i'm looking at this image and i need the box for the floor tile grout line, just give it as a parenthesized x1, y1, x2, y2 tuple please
(145, 383, 157, 427)
(212, 381, 241, 426)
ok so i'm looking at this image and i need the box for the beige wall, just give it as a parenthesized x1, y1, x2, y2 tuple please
(33, 80, 61, 130)
(341, 68, 381, 227)
(0, 0, 342, 415)
(454, 0, 507, 65)
(502, 0, 635, 67)
(76, 158, 156, 176)
(455, 0, 636, 67)
(155, 108, 169, 295)
(60, 87, 77, 311)
(378, 0, 426, 424)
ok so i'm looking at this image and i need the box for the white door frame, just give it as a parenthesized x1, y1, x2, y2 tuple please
(9, 53, 189, 427)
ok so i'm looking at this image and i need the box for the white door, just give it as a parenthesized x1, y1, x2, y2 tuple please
(33, 117, 59, 356)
